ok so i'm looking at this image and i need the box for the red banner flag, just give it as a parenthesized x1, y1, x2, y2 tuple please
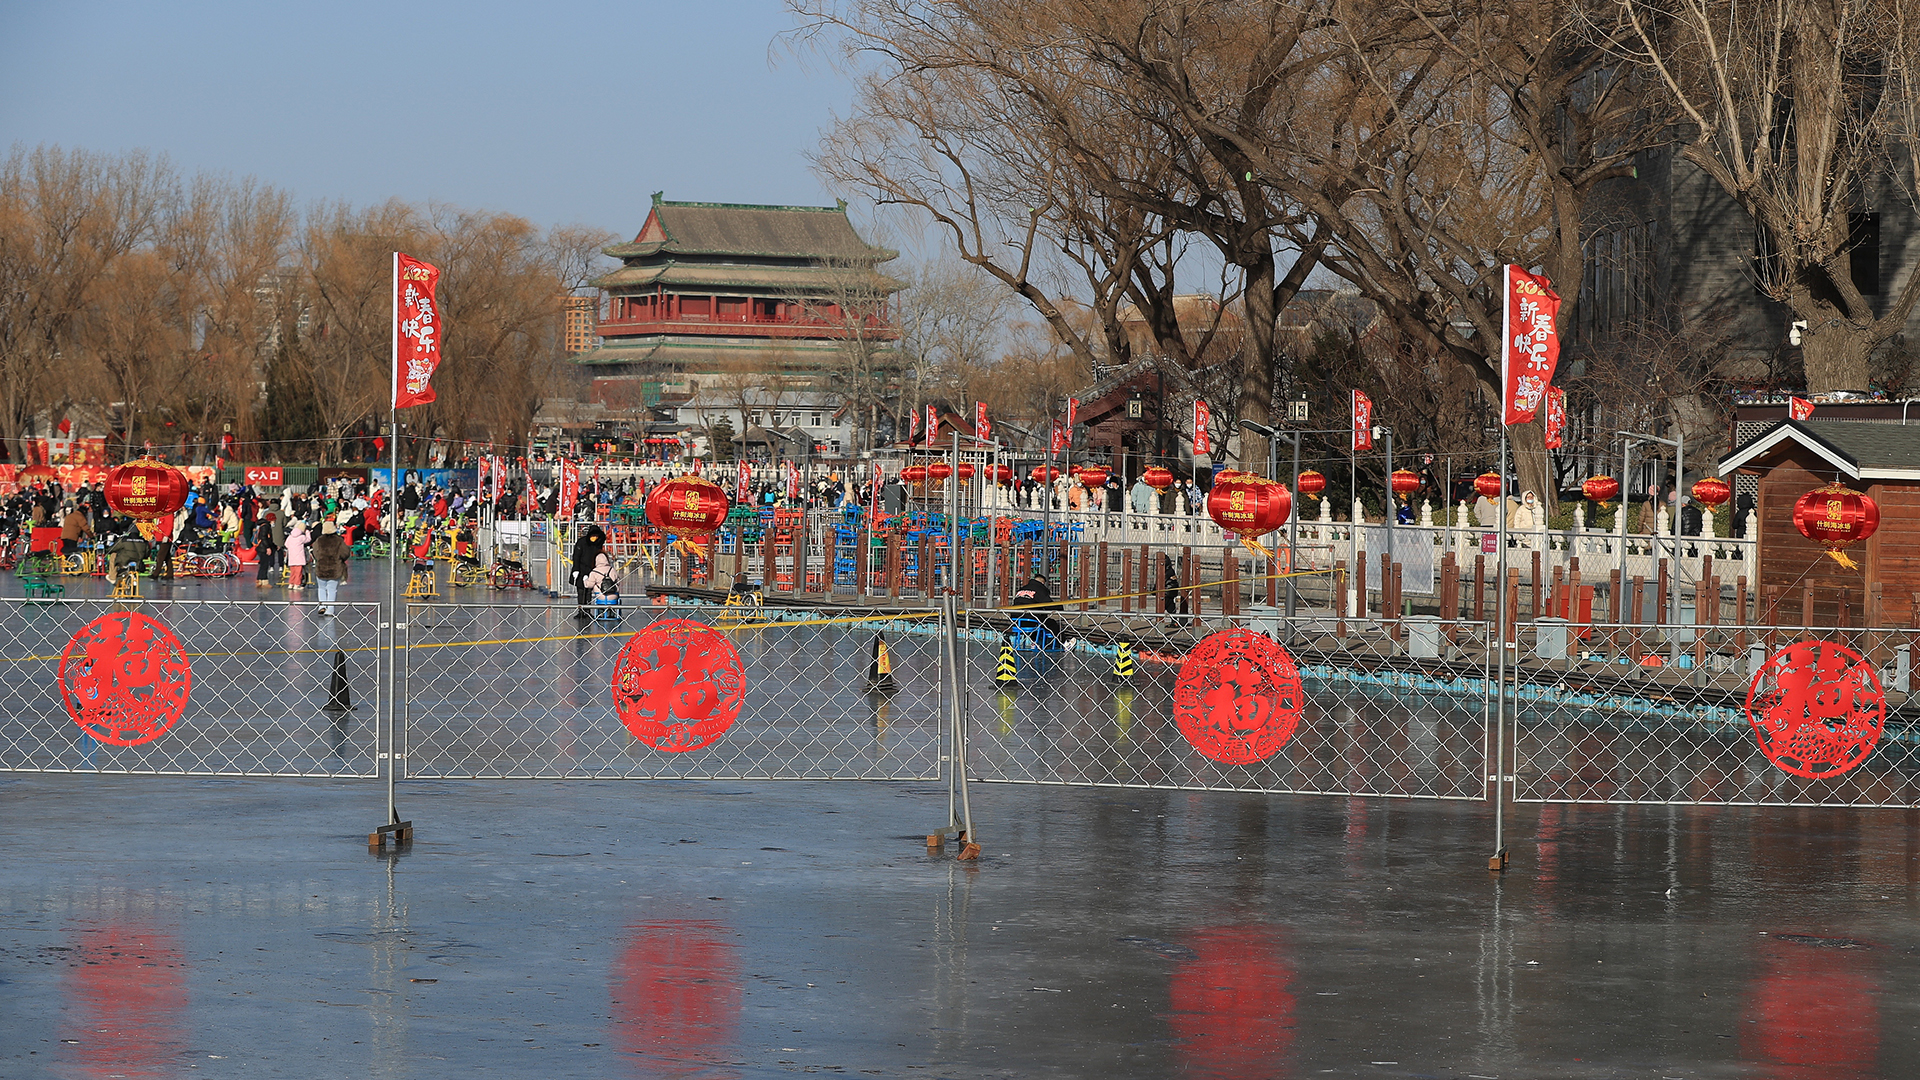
(975, 401, 991, 442)
(1790, 396, 1815, 420)
(1544, 386, 1566, 450)
(558, 460, 580, 518)
(908, 409, 920, 442)
(1500, 264, 1562, 426)
(786, 463, 800, 502)
(1193, 399, 1210, 456)
(926, 405, 938, 447)
(1067, 397, 1079, 428)
(1050, 420, 1067, 453)
(392, 252, 443, 409)
(736, 460, 751, 502)
(1351, 391, 1374, 453)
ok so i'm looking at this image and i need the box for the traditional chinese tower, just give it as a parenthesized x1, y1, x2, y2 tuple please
(573, 195, 903, 408)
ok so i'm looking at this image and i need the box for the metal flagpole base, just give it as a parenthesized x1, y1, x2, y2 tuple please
(368, 818, 414, 849)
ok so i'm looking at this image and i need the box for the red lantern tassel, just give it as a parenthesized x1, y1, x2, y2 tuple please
(1827, 549, 1861, 571)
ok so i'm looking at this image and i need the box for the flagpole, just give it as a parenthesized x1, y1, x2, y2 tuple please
(386, 251, 401, 831)
(1492, 263, 1511, 873)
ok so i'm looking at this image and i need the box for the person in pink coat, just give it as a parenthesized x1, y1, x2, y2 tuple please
(284, 519, 310, 589)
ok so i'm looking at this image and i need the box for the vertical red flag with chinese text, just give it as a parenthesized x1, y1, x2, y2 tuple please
(1067, 397, 1079, 429)
(736, 460, 751, 502)
(1544, 386, 1566, 449)
(392, 253, 443, 409)
(1050, 420, 1067, 453)
(1790, 396, 1815, 420)
(558, 460, 579, 518)
(926, 405, 938, 447)
(1500, 264, 1562, 426)
(1193, 399, 1210, 456)
(975, 401, 991, 441)
(1351, 391, 1374, 453)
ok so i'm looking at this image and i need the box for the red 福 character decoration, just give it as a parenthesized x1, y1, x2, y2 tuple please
(1174, 630, 1304, 763)
(58, 613, 193, 747)
(1745, 640, 1885, 778)
(610, 620, 746, 753)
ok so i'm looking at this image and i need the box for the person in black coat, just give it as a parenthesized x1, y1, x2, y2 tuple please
(570, 525, 606, 619)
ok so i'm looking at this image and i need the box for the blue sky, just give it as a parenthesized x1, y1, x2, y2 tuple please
(0, 0, 854, 238)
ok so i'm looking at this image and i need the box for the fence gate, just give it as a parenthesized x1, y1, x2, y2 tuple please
(0, 598, 382, 777)
(961, 610, 1490, 800)
(1509, 622, 1920, 807)
(397, 602, 946, 781)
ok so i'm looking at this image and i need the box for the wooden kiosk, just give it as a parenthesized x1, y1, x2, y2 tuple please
(1719, 419, 1920, 626)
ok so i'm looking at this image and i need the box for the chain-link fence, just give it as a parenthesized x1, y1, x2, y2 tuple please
(960, 609, 1491, 799)
(0, 598, 381, 776)
(1506, 620, 1920, 806)
(397, 601, 946, 780)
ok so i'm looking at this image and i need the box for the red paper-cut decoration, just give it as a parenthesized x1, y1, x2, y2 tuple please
(610, 620, 745, 752)
(1745, 640, 1885, 778)
(58, 612, 193, 747)
(1173, 630, 1304, 763)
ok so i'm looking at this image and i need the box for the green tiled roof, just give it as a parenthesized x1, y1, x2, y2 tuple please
(1721, 418, 1920, 480)
(590, 259, 904, 293)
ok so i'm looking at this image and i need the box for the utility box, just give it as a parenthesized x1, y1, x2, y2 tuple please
(1405, 616, 1442, 659)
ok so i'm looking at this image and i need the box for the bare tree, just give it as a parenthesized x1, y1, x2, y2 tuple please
(1613, 0, 1920, 391)
(0, 146, 167, 462)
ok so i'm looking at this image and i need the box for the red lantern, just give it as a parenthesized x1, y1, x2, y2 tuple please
(1582, 475, 1621, 504)
(1793, 482, 1880, 569)
(927, 462, 953, 483)
(1143, 466, 1175, 492)
(1294, 470, 1326, 500)
(956, 463, 976, 480)
(1390, 469, 1421, 501)
(1691, 476, 1731, 508)
(1030, 465, 1060, 483)
(1077, 466, 1110, 488)
(104, 459, 192, 521)
(901, 465, 928, 485)
(644, 474, 729, 541)
(1474, 471, 1504, 499)
(988, 464, 1013, 485)
(1207, 474, 1292, 553)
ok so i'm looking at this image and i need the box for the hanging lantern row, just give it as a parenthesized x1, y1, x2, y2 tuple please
(1793, 482, 1879, 570)
(927, 462, 953, 483)
(1206, 474, 1293, 558)
(1076, 465, 1110, 488)
(104, 459, 192, 521)
(1691, 476, 1731, 508)
(1390, 469, 1421, 503)
(901, 465, 927, 485)
(1030, 465, 1060, 483)
(1581, 475, 1621, 505)
(644, 474, 730, 557)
